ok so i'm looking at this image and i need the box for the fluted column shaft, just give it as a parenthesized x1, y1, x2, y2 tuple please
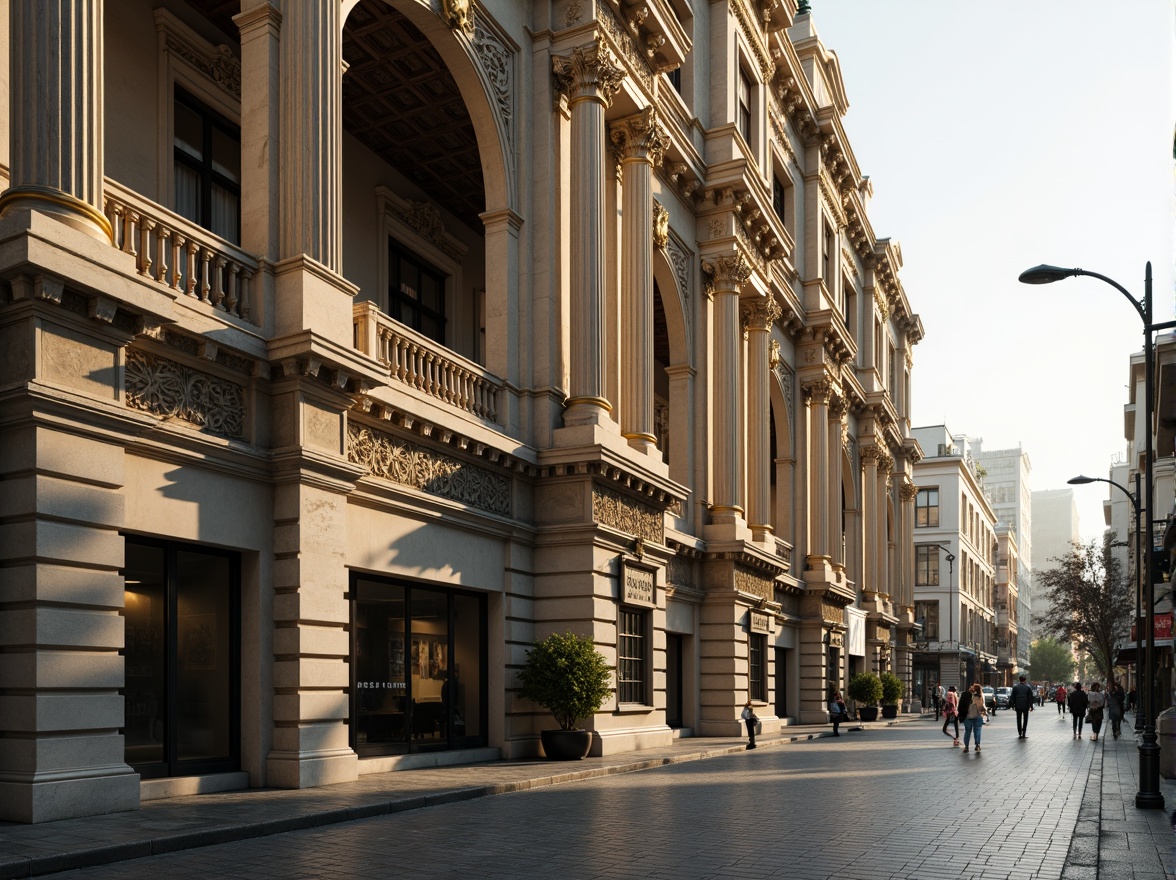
(704, 255, 752, 523)
(861, 446, 880, 589)
(875, 454, 893, 597)
(553, 42, 624, 427)
(899, 479, 918, 608)
(279, 0, 341, 269)
(804, 379, 832, 560)
(612, 108, 668, 451)
(2, 0, 110, 241)
(827, 396, 846, 567)
(743, 296, 780, 539)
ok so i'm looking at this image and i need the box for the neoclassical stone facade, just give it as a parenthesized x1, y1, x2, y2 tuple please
(0, 0, 922, 822)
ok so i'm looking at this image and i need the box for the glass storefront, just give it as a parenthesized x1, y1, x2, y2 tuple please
(121, 538, 240, 777)
(352, 576, 486, 756)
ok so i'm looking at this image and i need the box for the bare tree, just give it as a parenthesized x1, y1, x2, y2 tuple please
(1033, 533, 1132, 682)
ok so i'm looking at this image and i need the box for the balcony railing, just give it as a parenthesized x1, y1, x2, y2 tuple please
(353, 301, 500, 423)
(103, 181, 258, 325)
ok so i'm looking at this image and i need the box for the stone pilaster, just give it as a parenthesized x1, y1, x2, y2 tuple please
(611, 107, 668, 454)
(1, 0, 111, 242)
(235, 2, 282, 263)
(702, 254, 752, 526)
(742, 295, 780, 542)
(827, 394, 846, 570)
(861, 444, 880, 590)
(803, 378, 832, 564)
(875, 450, 894, 598)
(552, 41, 624, 428)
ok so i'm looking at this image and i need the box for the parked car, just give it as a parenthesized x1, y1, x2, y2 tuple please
(995, 686, 1012, 709)
(982, 686, 997, 712)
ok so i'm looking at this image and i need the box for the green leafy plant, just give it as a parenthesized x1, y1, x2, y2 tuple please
(847, 671, 883, 706)
(517, 632, 613, 731)
(880, 671, 905, 705)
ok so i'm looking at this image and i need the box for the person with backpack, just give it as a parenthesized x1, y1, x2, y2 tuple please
(961, 683, 989, 753)
(941, 685, 960, 746)
(1087, 682, 1106, 742)
(1068, 681, 1090, 739)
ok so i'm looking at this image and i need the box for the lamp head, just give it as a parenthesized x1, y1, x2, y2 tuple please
(1068, 475, 1095, 485)
(1018, 264, 1075, 285)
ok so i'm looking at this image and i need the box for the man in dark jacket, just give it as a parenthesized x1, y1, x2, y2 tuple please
(1009, 675, 1035, 738)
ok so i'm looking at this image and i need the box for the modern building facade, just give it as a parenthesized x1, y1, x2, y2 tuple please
(0, 0, 923, 823)
(1030, 488, 1081, 628)
(909, 427, 998, 702)
(970, 442, 1033, 677)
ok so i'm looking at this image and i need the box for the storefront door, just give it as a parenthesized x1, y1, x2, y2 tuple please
(121, 538, 240, 778)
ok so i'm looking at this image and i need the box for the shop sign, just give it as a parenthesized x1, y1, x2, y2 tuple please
(622, 561, 656, 607)
(1131, 612, 1173, 644)
(749, 611, 770, 634)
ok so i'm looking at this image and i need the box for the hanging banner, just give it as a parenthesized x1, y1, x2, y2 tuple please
(846, 606, 867, 656)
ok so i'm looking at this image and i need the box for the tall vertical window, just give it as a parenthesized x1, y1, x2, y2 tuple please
(173, 87, 241, 244)
(618, 609, 648, 704)
(915, 545, 940, 587)
(914, 600, 939, 640)
(749, 634, 766, 702)
(916, 488, 939, 527)
(389, 240, 447, 344)
(666, 66, 682, 94)
(822, 223, 833, 283)
(737, 67, 752, 143)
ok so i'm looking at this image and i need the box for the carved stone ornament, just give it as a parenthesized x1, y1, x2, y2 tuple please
(552, 41, 625, 107)
(165, 36, 241, 99)
(734, 566, 774, 601)
(611, 107, 670, 166)
(441, 0, 474, 33)
(592, 486, 664, 543)
(472, 17, 514, 158)
(348, 424, 511, 516)
(802, 377, 834, 407)
(401, 201, 464, 264)
(900, 479, 919, 502)
(701, 254, 753, 293)
(652, 200, 669, 249)
(740, 295, 781, 331)
(125, 349, 245, 440)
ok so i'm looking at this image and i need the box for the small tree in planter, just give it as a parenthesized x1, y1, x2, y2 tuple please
(879, 672, 905, 719)
(847, 671, 883, 722)
(517, 632, 613, 760)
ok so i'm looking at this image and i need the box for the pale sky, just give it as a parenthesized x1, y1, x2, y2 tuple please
(814, 1, 1176, 543)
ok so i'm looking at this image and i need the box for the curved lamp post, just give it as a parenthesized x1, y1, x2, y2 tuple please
(1068, 474, 1142, 731)
(1021, 262, 1167, 809)
(938, 543, 957, 686)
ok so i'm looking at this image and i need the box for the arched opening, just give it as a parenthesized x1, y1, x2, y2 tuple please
(651, 248, 692, 497)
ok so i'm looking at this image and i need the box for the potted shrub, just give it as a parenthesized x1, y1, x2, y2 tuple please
(517, 631, 613, 760)
(880, 672, 905, 719)
(847, 671, 883, 722)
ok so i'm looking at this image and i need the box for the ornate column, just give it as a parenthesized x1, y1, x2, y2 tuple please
(611, 107, 669, 453)
(742, 295, 781, 541)
(553, 41, 624, 428)
(860, 444, 880, 590)
(703, 254, 752, 524)
(875, 451, 893, 597)
(1, 0, 111, 242)
(803, 378, 832, 563)
(899, 477, 918, 608)
(279, 0, 341, 270)
(827, 393, 847, 569)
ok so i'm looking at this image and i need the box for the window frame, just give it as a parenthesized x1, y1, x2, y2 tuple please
(173, 85, 242, 244)
(749, 634, 767, 703)
(915, 544, 941, 587)
(916, 488, 940, 528)
(617, 607, 650, 706)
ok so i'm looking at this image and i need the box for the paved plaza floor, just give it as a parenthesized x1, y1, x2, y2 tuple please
(2, 709, 1174, 879)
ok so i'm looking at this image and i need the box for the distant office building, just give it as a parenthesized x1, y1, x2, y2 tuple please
(1031, 489, 1081, 627)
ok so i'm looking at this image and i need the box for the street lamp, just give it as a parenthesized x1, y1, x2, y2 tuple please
(938, 543, 957, 687)
(1068, 473, 1142, 731)
(1021, 261, 1171, 810)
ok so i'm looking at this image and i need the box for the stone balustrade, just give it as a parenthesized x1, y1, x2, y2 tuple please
(353, 301, 501, 423)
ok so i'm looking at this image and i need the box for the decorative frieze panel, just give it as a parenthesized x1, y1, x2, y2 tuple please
(125, 349, 245, 439)
(776, 591, 800, 617)
(592, 486, 663, 543)
(348, 424, 511, 516)
(734, 565, 774, 601)
(667, 554, 695, 589)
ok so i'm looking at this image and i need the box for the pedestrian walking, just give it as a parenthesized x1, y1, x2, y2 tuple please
(740, 700, 758, 749)
(1086, 683, 1106, 742)
(1056, 683, 1068, 715)
(1127, 686, 1137, 713)
(1107, 681, 1125, 739)
(961, 683, 989, 753)
(941, 685, 960, 746)
(828, 691, 847, 737)
(1010, 675, 1035, 738)
(1068, 681, 1089, 739)
(935, 681, 945, 718)
(1037, 684, 1045, 707)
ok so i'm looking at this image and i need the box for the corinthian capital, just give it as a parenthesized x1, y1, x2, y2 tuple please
(802, 377, 833, 407)
(553, 40, 625, 107)
(701, 253, 752, 293)
(740, 294, 781, 331)
(610, 106, 671, 165)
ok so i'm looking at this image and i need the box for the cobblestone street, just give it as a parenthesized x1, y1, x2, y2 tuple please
(28, 711, 1175, 880)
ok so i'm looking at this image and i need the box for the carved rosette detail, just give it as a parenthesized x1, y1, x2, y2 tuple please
(734, 566, 774, 601)
(552, 41, 625, 107)
(652, 200, 669, 249)
(591, 486, 663, 543)
(125, 349, 246, 439)
(348, 424, 511, 516)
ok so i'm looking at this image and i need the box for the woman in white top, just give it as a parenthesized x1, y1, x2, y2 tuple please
(1086, 682, 1106, 742)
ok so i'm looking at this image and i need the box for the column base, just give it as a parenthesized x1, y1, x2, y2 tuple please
(266, 748, 358, 789)
(0, 768, 140, 824)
